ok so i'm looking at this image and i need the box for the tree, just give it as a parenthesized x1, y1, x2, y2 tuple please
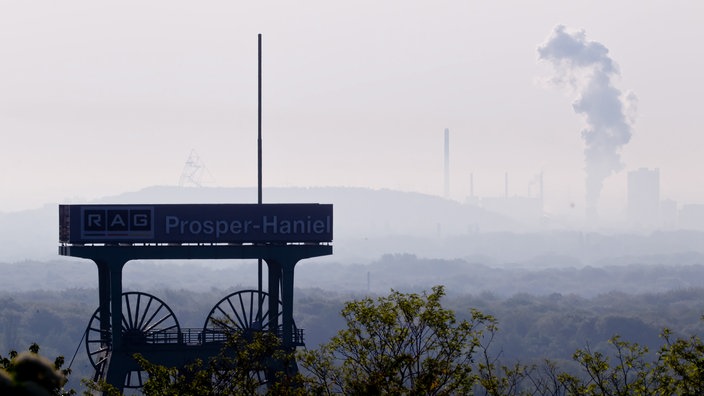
(299, 285, 495, 395)
(654, 326, 704, 396)
(556, 336, 654, 396)
(548, 327, 704, 396)
(474, 320, 532, 396)
(0, 343, 74, 396)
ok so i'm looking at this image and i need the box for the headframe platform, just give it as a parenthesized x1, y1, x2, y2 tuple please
(59, 203, 332, 392)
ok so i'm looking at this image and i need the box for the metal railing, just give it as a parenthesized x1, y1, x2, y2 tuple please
(131, 327, 305, 346)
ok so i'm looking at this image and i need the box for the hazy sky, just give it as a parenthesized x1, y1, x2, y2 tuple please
(1, 1, 703, 219)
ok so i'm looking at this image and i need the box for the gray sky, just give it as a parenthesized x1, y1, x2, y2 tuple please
(1, 1, 703, 220)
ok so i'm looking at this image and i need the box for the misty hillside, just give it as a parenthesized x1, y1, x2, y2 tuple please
(97, 185, 519, 236)
(3, 186, 704, 266)
(0, 185, 515, 262)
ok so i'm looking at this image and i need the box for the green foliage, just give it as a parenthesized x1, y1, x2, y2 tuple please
(557, 336, 654, 396)
(655, 325, 704, 396)
(0, 343, 74, 396)
(543, 326, 704, 396)
(48, 286, 704, 396)
(71, 288, 704, 395)
(119, 330, 303, 395)
(472, 307, 522, 396)
(4, 285, 704, 385)
(300, 285, 492, 395)
(298, 287, 704, 396)
(81, 378, 122, 396)
(207, 330, 294, 395)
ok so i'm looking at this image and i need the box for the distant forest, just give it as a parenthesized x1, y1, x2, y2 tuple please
(4, 252, 704, 296)
(2, 255, 704, 391)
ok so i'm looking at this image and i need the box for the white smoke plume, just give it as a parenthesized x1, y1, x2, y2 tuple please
(538, 25, 636, 220)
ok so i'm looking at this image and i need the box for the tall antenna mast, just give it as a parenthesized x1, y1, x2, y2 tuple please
(258, 34, 263, 205)
(257, 33, 263, 323)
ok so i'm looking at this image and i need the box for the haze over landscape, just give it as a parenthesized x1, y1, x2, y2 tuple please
(0, 0, 703, 297)
(1, 1, 703, 225)
(1, 0, 704, 291)
(4, 4, 704, 393)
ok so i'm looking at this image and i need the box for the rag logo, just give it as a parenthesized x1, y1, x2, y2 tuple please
(82, 207, 154, 239)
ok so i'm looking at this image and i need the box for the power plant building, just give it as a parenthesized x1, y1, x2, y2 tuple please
(627, 168, 660, 229)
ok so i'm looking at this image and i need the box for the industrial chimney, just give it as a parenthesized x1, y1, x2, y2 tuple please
(444, 128, 450, 198)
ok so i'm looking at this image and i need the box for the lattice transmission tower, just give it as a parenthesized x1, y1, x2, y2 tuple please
(178, 149, 215, 187)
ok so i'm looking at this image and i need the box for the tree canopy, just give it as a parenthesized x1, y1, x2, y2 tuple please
(0, 343, 72, 396)
(299, 285, 495, 394)
(67, 287, 704, 395)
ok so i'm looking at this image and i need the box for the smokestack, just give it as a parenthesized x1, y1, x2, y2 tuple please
(540, 171, 544, 209)
(470, 172, 474, 197)
(444, 128, 450, 198)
